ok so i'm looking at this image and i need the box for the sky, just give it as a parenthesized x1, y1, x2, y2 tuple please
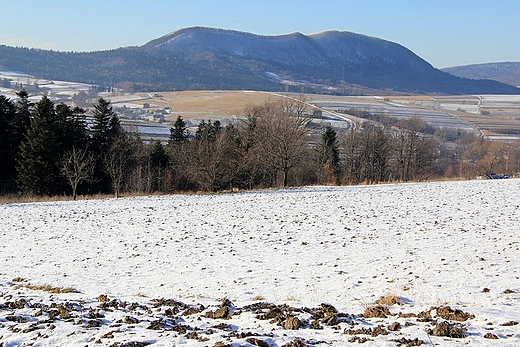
(1, 0, 519, 68)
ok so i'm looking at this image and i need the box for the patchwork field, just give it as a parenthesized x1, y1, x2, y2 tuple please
(108, 91, 520, 140)
(2, 68, 520, 141)
(0, 179, 519, 346)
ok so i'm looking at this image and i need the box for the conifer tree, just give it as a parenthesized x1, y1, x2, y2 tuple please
(90, 97, 120, 152)
(0, 91, 32, 192)
(0, 95, 18, 192)
(17, 95, 62, 196)
(316, 125, 341, 184)
(55, 103, 89, 151)
(149, 140, 169, 192)
(90, 98, 122, 193)
(195, 119, 221, 141)
(14, 90, 32, 133)
(168, 115, 189, 145)
(165, 116, 190, 191)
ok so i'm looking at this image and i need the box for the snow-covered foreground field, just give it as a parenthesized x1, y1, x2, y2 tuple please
(1, 180, 519, 346)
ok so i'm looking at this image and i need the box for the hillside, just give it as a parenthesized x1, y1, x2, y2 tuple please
(442, 62, 520, 87)
(1, 27, 519, 95)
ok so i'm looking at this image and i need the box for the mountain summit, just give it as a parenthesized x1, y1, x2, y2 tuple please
(1, 27, 518, 94)
(139, 27, 518, 94)
(144, 27, 431, 72)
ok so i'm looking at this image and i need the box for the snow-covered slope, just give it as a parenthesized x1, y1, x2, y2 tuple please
(0, 179, 519, 346)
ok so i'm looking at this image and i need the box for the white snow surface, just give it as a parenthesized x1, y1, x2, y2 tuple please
(0, 179, 519, 346)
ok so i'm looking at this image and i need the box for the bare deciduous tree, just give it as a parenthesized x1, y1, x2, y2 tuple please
(254, 97, 314, 187)
(103, 135, 136, 198)
(237, 108, 272, 189)
(340, 123, 391, 184)
(60, 146, 96, 200)
(183, 123, 240, 192)
(392, 117, 438, 181)
(462, 138, 508, 177)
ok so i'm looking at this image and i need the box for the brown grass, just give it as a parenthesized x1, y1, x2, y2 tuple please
(0, 193, 117, 205)
(0, 191, 171, 205)
(163, 90, 275, 121)
(375, 294, 401, 306)
(14, 282, 79, 294)
(104, 90, 278, 123)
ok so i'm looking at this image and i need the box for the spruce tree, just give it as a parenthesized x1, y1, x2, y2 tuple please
(317, 125, 341, 184)
(150, 140, 169, 192)
(90, 98, 122, 193)
(168, 115, 189, 145)
(0, 91, 32, 192)
(55, 103, 89, 151)
(90, 97, 119, 152)
(17, 95, 62, 196)
(195, 119, 221, 142)
(14, 90, 32, 134)
(150, 140, 169, 168)
(320, 126, 340, 167)
(0, 95, 17, 192)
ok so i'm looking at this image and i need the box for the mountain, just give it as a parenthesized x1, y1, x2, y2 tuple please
(442, 62, 520, 87)
(1, 27, 518, 95)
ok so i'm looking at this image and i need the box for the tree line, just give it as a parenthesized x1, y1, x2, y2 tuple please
(1, 93, 519, 199)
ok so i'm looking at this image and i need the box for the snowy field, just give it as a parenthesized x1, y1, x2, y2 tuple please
(0, 70, 91, 101)
(0, 179, 519, 346)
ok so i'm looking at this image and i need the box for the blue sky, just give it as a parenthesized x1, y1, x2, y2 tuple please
(1, 0, 519, 68)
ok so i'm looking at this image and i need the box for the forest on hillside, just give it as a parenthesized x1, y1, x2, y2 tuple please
(0, 45, 285, 93)
(1, 92, 518, 199)
(2, 40, 519, 95)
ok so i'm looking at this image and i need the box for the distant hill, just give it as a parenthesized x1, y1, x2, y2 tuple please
(442, 62, 520, 87)
(1, 27, 518, 95)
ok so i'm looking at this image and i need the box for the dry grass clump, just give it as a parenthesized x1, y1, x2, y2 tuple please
(375, 294, 402, 306)
(12, 280, 79, 294)
(26, 284, 79, 294)
(360, 294, 408, 319)
(97, 294, 110, 302)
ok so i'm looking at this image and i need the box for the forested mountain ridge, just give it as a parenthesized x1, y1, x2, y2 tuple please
(1, 27, 518, 95)
(442, 62, 520, 87)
